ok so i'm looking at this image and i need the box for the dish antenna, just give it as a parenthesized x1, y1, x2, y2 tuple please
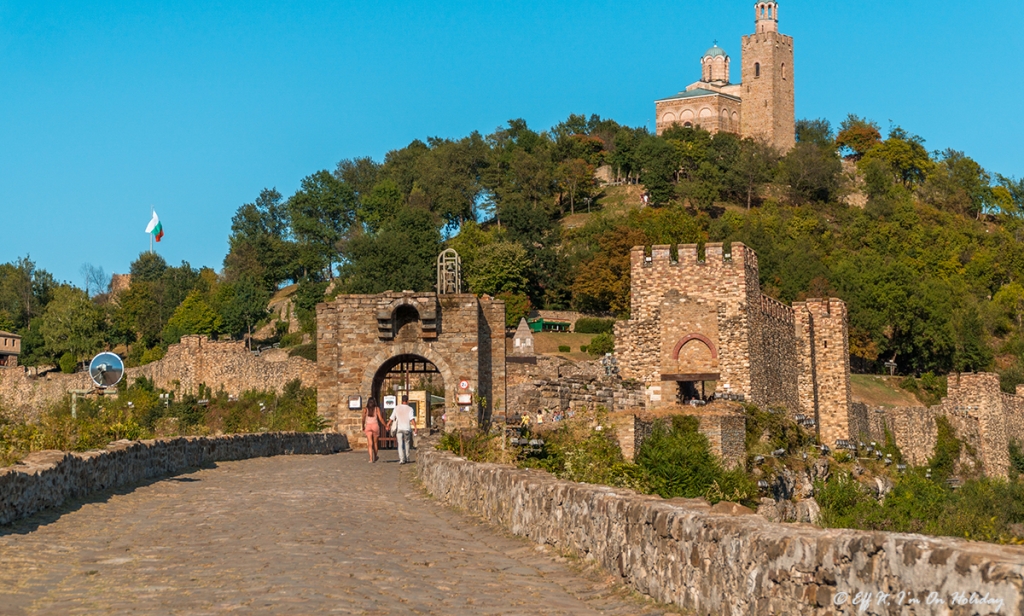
(88, 352, 125, 388)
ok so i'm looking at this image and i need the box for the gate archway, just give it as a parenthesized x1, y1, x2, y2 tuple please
(371, 354, 445, 429)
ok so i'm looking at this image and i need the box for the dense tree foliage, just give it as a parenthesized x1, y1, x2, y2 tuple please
(4, 111, 1023, 386)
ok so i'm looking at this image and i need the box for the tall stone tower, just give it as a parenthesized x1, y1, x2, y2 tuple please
(740, 2, 795, 151)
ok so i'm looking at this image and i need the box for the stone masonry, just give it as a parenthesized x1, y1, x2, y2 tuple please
(0, 335, 315, 422)
(418, 447, 1024, 615)
(616, 242, 853, 446)
(316, 292, 505, 447)
(852, 372, 1024, 478)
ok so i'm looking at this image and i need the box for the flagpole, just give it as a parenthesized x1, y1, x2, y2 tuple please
(150, 206, 154, 254)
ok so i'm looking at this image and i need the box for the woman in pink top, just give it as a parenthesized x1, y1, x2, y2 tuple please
(362, 397, 387, 463)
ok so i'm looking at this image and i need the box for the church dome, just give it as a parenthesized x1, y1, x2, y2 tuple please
(703, 44, 728, 59)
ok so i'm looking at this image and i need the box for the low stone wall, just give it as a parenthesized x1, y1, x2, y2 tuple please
(0, 432, 348, 526)
(418, 448, 1024, 615)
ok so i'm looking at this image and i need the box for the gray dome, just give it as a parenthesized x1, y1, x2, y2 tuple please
(703, 45, 728, 59)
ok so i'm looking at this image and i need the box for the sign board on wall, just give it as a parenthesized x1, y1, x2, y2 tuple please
(348, 395, 362, 410)
(383, 395, 397, 410)
(457, 393, 473, 405)
(458, 379, 470, 391)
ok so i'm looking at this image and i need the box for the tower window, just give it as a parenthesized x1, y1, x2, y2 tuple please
(782, 63, 786, 80)
(755, 62, 761, 78)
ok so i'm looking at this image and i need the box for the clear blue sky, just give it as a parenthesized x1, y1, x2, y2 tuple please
(2, 0, 1022, 286)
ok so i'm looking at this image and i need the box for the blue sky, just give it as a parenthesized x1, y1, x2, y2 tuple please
(2, 0, 1022, 286)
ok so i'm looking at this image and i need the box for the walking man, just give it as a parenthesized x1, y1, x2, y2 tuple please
(389, 396, 417, 464)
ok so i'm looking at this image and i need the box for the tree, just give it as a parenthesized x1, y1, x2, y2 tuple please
(555, 158, 596, 214)
(859, 127, 933, 187)
(162, 290, 221, 345)
(130, 252, 168, 283)
(731, 139, 780, 209)
(79, 263, 109, 298)
(496, 292, 531, 328)
(341, 206, 442, 295)
(359, 179, 405, 233)
(287, 170, 357, 279)
(39, 286, 102, 362)
(796, 118, 835, 148)
(225, 188, 298, 288)
(114, 282, 162, 347)
(466, 242, 531, 296)
(779, 142, 843, 203)
(920, 150, 993, 218)
(334, 157, 381, 201)
(835, 114, 881, 160)
(218, 278, 269, 348)
(637, 135, 679, 206)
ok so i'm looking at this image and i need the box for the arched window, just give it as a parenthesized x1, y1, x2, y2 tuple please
(683, 122, 693, 128)
(755, 62, 761, 78)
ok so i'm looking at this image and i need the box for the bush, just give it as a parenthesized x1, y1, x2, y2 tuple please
(575, 318, 615, 334)
(636, 416, 756, 505)
(587, 332, 614, 356)
(59, 353, 76, 374)
(140, 346, 165, 365)
(580, 345, 588, 353)
(557, 345, 571, 353)
(279, 332, 303, 348)
(288, 343, 317, 362)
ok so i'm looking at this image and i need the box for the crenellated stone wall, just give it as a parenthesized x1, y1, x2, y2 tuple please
(0, 335, 316, 422)
(0, 432, 348, 526)
(852, 373, 1024, 478)
(418, 447, 1024, 615)
(615, 242, 853, 445)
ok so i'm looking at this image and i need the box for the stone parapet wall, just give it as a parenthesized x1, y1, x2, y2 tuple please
(506, 357, 644, 417)
(0, 335, 316, 422)
(0, 432, 348, 526)
(418, 447, 1024, 615)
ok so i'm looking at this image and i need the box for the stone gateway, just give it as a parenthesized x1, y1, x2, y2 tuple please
(315, 292, 506, 448)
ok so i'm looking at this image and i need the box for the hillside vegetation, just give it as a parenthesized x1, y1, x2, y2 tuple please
(1, 114, 1023, 388)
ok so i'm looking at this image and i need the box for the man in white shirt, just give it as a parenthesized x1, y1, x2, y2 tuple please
(389, 396, 417, 464)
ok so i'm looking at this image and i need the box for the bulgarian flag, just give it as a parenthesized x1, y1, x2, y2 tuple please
(145, 211, 164, 242)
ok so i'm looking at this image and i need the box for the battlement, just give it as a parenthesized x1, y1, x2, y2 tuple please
(793, 297, 847, 318)
(759, 295, 794, 324)
(632, 242, 758, 271)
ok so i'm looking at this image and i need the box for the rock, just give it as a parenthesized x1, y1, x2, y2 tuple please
(772, 470, 796, 501)
(795, 498, 821, 524)
(852, 464, 866, 478)
(756, 497, 795, 523)
(811, 457, 830, 483)
(874, 476, 894, 501)
(796, 471, 815, 499)
(710, 501, 756, 516)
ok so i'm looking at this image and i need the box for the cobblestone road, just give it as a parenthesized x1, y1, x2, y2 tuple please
(0, 449, 678, 615)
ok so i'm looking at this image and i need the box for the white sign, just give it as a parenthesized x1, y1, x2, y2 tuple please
(457, 393, 473, 405)
(348, 395, 362, 410)
(383, 395, 397, 410)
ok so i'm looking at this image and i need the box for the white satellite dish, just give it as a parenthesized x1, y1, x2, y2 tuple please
(88, 352, 125, 388)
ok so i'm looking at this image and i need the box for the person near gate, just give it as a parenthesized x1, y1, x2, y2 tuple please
(362, 397, 387, 463)
(388, 396, 417, 464)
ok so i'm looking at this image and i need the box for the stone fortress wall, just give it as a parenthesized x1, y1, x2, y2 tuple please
(853, 373, 1024, 478)
(0, 335, 316, 422)
(615, 242, 852, 447)
(418, 446, 1024, 615)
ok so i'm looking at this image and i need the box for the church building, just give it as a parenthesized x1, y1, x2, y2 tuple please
(654, 1, 795, 151)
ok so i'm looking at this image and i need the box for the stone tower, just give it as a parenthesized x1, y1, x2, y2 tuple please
(740, 1, 795, 151)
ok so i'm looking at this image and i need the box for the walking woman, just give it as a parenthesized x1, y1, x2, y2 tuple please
(362, 396, 387, 463)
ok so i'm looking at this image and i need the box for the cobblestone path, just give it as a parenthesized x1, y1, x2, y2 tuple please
(0, 450, 677, 615)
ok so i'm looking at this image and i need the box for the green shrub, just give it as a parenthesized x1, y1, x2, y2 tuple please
(636, 415, 756, 505)
(59, 353, 76, 374)
(279, 332, 303, 347)
(580, 345, 588, 353)
(1010, 440, 1024, 477)
(288, 343, 316, 362)
(557, 345, 571, 353)
(929, 415, 961, 483)
(140, 346, 165, 365)
(575, 318, 615, 334)
(587, 332, 614, 356)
